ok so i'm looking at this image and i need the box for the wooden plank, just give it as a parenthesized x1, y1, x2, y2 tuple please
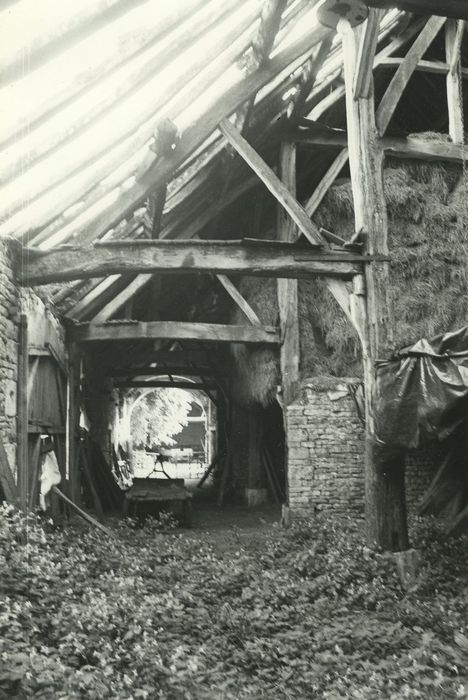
(0, 441, 17, 504)
(19, 240, 363, 285)
(277, 141, 300, 406)
(445, 20, 465, 143)
(215, 275, 262, 327)
(366, 0, 468, 21)
(219, 118, 323, 246)
(67, 345, 80, 503)
(340, 19, 408, 551)
(70, 321, 280, 345)
(28, 436, 42, 510)
(17, 315, 29, 512)
(376, 16, 447, 134)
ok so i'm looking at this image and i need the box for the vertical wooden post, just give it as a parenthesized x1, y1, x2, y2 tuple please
(277, 141, 300, 515)
(445, 20, 465, 144)
(340, 16, 409, 551)
(67, 343, 81, 504)
(277, 142, 300, 405)
(17, 314, 29, 512)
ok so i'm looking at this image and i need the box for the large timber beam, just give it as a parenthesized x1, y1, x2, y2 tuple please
(70, 321, 280, 345)
(296, 130, 468, 162)
(366, 0, 468, 21)
(340, 15, 409, 552)
(18, 239, 363, 285)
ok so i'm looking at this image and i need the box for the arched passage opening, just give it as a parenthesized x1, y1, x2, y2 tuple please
(119, 381, 216, 483)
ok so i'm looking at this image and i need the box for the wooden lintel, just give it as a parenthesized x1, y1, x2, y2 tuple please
(70, 321, 280, 345)
(19, 240, 362, 285)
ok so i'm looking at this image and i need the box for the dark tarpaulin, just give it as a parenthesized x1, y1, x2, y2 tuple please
(375, 326, 468, 448)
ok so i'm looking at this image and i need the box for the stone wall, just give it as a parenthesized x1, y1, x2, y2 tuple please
(0, 242, 21, 472)
(287, 378, 365, 516)
(287, 377, 439, 517)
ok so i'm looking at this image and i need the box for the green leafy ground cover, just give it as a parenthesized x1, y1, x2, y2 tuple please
(1, 504, 467, 699)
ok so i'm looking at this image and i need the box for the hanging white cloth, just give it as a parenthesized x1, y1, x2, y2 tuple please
(39, 450, 61, 510)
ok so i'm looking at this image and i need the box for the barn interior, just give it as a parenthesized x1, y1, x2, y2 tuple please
(1, 0, 468, 550)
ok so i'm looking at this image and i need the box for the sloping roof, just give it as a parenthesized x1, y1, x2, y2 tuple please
(0, 0, 405, 251)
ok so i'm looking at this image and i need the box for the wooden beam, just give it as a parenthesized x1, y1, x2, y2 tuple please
(445, 20, 465, 143)
(340, 18, 408, 551)
(289, 36, 334, 125)
(215, 275, 262, 327)
(19, 240, 363, 285)
(376, 16, 447, 135)
(219, 119, 323, 246)
(92, 274, 153, 322)
(354, 9, 384, 99)
(17, 315, 29, 512)
(377, 57, 468, 77)
(65, 274, 126, 321)
(295, 17, 429, 225)
(366, 0, 468, 21)
(297, 130, 468, 162)
(70, 321, 280, 345)
(277, 141, 300, 406)
(114, 380, 216, 390)
(382, 135, 468, 161)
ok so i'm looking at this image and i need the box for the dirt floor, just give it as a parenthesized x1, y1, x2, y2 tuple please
(182, 484, 282, 553)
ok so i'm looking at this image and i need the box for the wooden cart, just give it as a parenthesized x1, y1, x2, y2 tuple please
(123, 478, 193, 527)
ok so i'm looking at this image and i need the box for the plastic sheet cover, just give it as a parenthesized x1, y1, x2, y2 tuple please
(375, 326, 468, 448)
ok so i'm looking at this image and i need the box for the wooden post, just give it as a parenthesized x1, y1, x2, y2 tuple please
(445, 20, 465, 143)
(340, 16, 409, 551)
(277, 141, 300, 406)
(67, 344, 81, 504)
(277, 141, 300, 517)
(17, 314, 29, 512)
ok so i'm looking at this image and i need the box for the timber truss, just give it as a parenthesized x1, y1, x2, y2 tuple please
(7, 0, 468, 545)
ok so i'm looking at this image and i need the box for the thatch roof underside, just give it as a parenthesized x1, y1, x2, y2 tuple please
(3, 2, 468, 401)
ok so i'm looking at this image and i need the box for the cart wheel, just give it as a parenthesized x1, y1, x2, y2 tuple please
(183, 500, 193, 528)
